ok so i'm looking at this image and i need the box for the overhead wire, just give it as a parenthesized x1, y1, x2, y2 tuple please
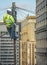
(0, 9, 7, 15)
(17, 10, 25, 17)
(17, 9, 28, 19)
(0, 6, 35, 21)
(0, 7, 11, 12)
(0, 6, 35, 14)
(16, 6, 35, 14)
(16, 8, 27, 14)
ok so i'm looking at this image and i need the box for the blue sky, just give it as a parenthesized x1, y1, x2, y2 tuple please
(0, 0, 36, 20)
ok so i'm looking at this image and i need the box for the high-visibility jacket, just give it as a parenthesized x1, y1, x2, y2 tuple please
(3, 14, 15, 28)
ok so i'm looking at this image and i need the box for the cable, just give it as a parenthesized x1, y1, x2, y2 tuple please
(0, 7, 11, 12)
(17, 9, 28, 19)
(16, 6, 35, 14)
(17, 12, 22, 20)
(0, 10, 6, 15)
(0, 6, 35, 14)
(17, 8, 27, 14)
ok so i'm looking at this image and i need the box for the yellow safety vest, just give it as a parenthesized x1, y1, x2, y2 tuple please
(3, 14, 15, 28)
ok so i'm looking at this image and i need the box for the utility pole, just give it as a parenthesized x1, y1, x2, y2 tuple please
(12, 2, 17, 65)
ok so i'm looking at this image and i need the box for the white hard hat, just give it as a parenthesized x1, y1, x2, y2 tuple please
(7, 9, 12, 14)
(7, 9, 11, 12)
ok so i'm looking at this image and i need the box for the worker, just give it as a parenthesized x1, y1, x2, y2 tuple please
(3, 9, 15, 28)
(3, 9, 15, 39)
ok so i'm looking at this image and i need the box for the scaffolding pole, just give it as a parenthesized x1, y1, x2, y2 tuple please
(12, 2, 17, 65)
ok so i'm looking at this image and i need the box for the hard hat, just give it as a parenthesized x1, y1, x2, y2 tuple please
(7, 9, 12, 14)
(7, 9, 11, 12)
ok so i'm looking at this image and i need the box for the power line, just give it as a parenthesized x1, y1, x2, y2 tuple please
(0, 5, 35, 22)
(0, 10, 6, 15)
(0, 7, 11, 12)
(17, 9, 28, 18)
(16, 6, 35, 14)
(0, 6, 35, 14)
(17, 8, 28, 15)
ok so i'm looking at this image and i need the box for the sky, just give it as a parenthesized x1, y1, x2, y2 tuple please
(0, 0, 36, 20)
